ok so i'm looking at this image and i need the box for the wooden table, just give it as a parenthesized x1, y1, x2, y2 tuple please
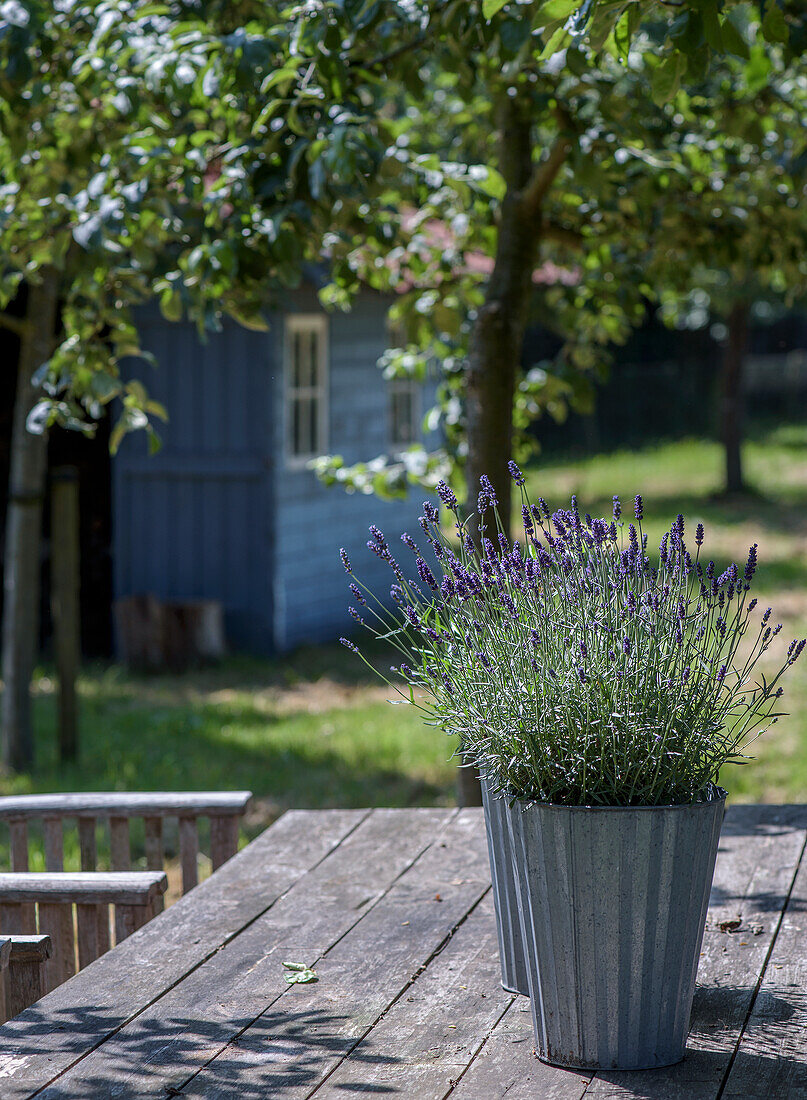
(0, 805, 805, 1098)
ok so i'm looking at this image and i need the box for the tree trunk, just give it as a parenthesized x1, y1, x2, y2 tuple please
(458, 98, 546, 808)
(1, 270, 60, 771)
(721, 301, 748, 496)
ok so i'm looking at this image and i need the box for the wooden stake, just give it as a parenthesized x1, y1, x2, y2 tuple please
(50, 465, 80, 763)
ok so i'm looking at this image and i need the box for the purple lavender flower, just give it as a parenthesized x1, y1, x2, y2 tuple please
(404, 606, 420, 628)
(340, 637, 358, 653)
(613, 495, 622, 522)
(577, 666, 587, 683)
(422, 501, 439, 524)
(695, 523, 704, 548)
(623, 637, 631, 656)
(349, 583, 366, 605)
(579, 640, 588, 660)
(477, 490, 491, 514)
(436, 480, 457, 510)
(521, 505, 534, 536)
(416, 557, 438, 592)
(789, 639, 805, 665)
(634, 495, 643, 521)
(400, 532, 418, 554)
(717, 664, 727, 682)
(748, 598, 757, 612)
(763, 607, 772, 624)
(390, 584, 405, 605)
(744, 543, 758, 584)
(477, 651, 491, 669)
(399, 662, 413, 678)
(508, 460, 525, 485)
(340, 548, 352, 574)
(348, 606, 364, 624)
(479, 474, 498, 507)
(369, 524, 387, 548)
(530, 629, 541, 647)
(440, 576, 454, 601)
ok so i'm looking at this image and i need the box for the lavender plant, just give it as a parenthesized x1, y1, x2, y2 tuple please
(340, 467, 805, 806)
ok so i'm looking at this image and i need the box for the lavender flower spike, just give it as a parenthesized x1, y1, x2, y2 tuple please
(479, 474, 498, 507)
(436, 480, 457, 510)
(340, 548, 352, 574)
(634, 495, 643, 521)
(507, 460, 525, 486)
(339, 637, 358, 653)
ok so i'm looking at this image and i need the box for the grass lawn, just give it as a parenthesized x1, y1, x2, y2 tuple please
(1, 424, 805, 866)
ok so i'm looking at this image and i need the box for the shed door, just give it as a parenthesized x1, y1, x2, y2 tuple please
(113, 313, 274, 652)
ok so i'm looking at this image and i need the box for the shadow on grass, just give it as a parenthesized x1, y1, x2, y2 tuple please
(28, 695, 452, 819)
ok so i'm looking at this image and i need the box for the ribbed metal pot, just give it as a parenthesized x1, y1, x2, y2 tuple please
(505, 790, 726, 1070)
(480, 777, 529, 996)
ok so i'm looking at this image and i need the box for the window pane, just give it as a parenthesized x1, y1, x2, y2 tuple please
(292, 331, 302, 388)
(308, 330, 319, 389)
(390, 382, 416, 445)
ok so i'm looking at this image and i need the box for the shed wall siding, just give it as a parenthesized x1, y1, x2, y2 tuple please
(113, 314, 275, 651)
(272, 291, 427, 650)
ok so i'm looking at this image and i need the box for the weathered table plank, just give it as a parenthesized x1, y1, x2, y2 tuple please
(447, 804, 807, 1100)
(0, 809, 368, 1098)
(314, 894, 511, 1099)
(181, 809, 491, 1098)
(2, 805, 807, 1100)
(35, 808, 457, 1098)
(720, 815, 807, 1098)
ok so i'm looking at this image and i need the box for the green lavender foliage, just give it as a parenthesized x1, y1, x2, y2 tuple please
(341, 468, 805, 807)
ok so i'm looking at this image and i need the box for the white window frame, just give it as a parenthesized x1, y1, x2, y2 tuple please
(284, 314, 329, 467)
(388, 375, 421, 451)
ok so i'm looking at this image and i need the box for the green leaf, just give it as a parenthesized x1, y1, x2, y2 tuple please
(761, 2, 788, 45)
(536, 0, 579, 25)
(612, 9, 631, 62)
(699, 0, 723, 52)
(482, 0, 507, 18)
(282, 961, 308, 971)
(651, 52, 685, 106)
(719, 15, 749, 60)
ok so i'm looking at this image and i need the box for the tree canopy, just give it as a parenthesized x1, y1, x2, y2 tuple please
(2, 1, 804, 460)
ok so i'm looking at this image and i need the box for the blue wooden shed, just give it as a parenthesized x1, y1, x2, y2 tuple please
(113, 287, 429, 653)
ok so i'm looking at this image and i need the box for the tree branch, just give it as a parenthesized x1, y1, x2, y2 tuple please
(523, 131, 572, 215)
(0, 313, 28, 339)
(541, 223, 584, 251)
(353, 33, 428, 70)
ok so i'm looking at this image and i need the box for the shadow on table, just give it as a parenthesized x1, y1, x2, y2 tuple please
(592, 1043, 807, 1099)
(719, 806, 807, 838)
(4, 1003, 400, 1098)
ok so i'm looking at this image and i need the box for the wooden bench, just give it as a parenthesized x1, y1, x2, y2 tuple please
(0, 870, 167, 996)
(1, 934, 51, 1022)
(0, 791, 252, 901)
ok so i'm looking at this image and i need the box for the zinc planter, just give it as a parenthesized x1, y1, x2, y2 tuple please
(480, 776, 529, 996)
(506, 789, 726, 1070)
